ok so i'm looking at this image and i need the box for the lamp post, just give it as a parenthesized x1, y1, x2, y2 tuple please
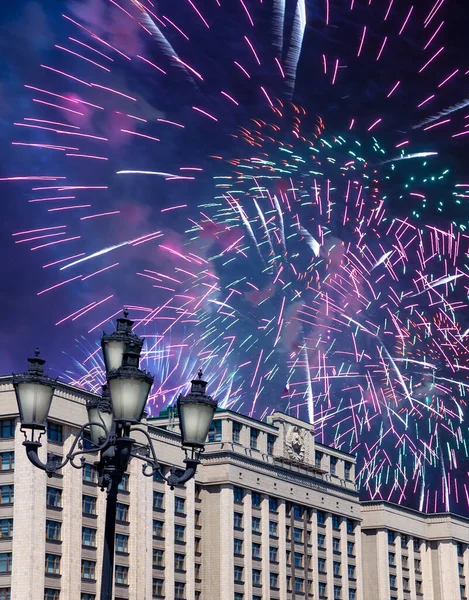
(12, 311, 217, 600)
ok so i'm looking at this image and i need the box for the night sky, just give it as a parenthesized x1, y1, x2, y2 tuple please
(1, 0, 469, 513)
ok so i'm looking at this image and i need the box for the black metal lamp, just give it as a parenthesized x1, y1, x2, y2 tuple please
(101, 309, 143, 372)
(86, 385, 114, 445)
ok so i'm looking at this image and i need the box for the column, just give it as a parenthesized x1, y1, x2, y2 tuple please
(60, 427, 83, 600)
(355, 520, 364, 600)
(11, 422, 47, 600)
(244, 492, 253, 599)
(261, 495, 270, 598)
(165, 483, 175, 600)
(420, 540, 435, 600)
(376, 530, 390, 600)
(407, 537, 416, 599)
(325, 514, 334, 596)
(340, 519, 349, 600)
(186, 478, 196, 600)
(220, 486, 234, 597)
(395, 533, 404, 600)
(278, 499, 287, 600)
(310, 509, 319, 600)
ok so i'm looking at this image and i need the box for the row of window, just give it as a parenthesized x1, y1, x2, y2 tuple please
(153, 579, 185, 598)
(389, 574, 423, 593)
(0, 591, 97, 600)
(153, 520, 186, 542)
(389, 552, 422, 571)
(387, 529, 423, 550)
(0, 419, 63, 442)
(152, 492, 185, 514)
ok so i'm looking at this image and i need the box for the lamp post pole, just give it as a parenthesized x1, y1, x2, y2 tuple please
(12, 310, 218, 600)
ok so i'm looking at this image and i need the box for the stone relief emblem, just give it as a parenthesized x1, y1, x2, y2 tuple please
(285, 426, 306, 462)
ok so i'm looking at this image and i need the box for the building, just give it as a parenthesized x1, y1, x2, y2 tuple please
(0, 375, 468, 600)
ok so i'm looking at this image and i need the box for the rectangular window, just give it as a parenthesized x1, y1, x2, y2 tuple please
(295, 578, 304, 593)
(175, 582, 185, 599)
(317, 510, 326, 525)
(252, 543, 261, 558)
(388, 552, 395, 566)
(293, 504, 303, 519)
(82, 527, 96, 547)
(269, 497, 278, 512)
(269, 546, 278, 562)
(46, 520, 61, 541)
(414, 538, 421, 552)
(234, 594, 243, 600)
(252, 517, 261, 533)
(153, 491, 164, 510)
(388, 530, 395, 544)
(234, 512, 243, 529)
(82, 495, 97, 515)
(153, 549, 164, 567)
(153, 520, 164, 537)
(330, 456, 338, 476)
(44, 591, 60, 600)
(267, 434, 275, 455)
(315, 451, 323, 469)
(293, 527, 302, 543)
(318, 558, 326, 573)
(232, 422, 241, 443)
(175, 497, 185, 514)
(116, 503, 128, 522)
(333, 537, 341, 552)
(348, 590, 356, 600)
(348, 564, 355, 579)
(0, 520, 13, 539)
(416, 580, 422, 593)
(460, 585, 466, 598)
(344, 462, 352, 480)
(115, 565, 128, 585)
(270, 573, 279, 588)
(403, 578, 409, 591)
(47, 422, 63, 442)
(457, 542, 465, 557)
(347, 541, 355, 556)
(0, 554, 12, 574)
(401, 533, 408, 547)
(118, 474, 129, 491)
(83, 464, 96, 483)
(269, 520, 278, 537)
(45, 554, 60, 575)
(0, 453, 14, 471)
(234, 566, 243, 582)
(252, 492, 261, 508)
(233, 486, 244, 503)
(153, 579, 164, 596)
(333, 561, 341, 576)
(332, 514, 341, 529)
(294, 552, 303, 567)
(334, 585, 342, 599)
(175, 553, 185, 571)
(390, 574, 397, 588)
(250, 428, 259, 450)
(319, 582, 327, 597)
(252, 569, 261, 585)
(175, 524, 185, 542)
(116, 534, 128, 553)
(346, 519, 355, 534)
(0, 589, 10, 600)
(234, 538, 243, 555)
(81, 560, 95, 580)
(0, 419, 15, 439)
(81, 594, 95, 600)
(46, 487, 61, 508)
(0, 486, 13, 506)
(207, 420, 222, 442)
(318, 533, 326, 549)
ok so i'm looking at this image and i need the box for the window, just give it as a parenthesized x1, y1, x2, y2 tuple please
(294, 552, 303, 567)
(252, 569, 261, 585)
(175, 582, 185, 599)
(115, 565, 128, 585)
(232, 422, 241, 443)
(414, 538, 421, 552)
(330, 456, 338, 475)
(82, 495, 97, 515)
(344, 461, 352, 480)
(318, 533, 326, 549)
(118, 474, 129, 491)
(83, 464, 96, 483)
(234, 566, 243, 582)
(252, 543, 261, 558)
(234, 538, 243, 555)
(234, 486, 244, 503)
(153, 578, 164, 596)
(175, 553, 185, 571)
(293, 527, 303, 543)
(346, 519, 355, 534)
(318, 558, 326, 572)
(116, 534, 128, 553)
(46, 521, 61, 541)
(45, 554, 60, 575)
(388, 530, 395, 544)
(348, 565, 355, 579)
(295, 578, 304, 593)
(0, 486, 13, 506)
(81, 595, 95, 600)
(252, 517, 261, 533)
(116, 503, 128, 522)
(347, 541, 355, 556)
(416, 580, 422, 593)
(0, 554, 12, 574)
(252, 492, 261, 508)
(332, 514, 341, 529)
(47, 487, 61, 508)
(0, 520, 13, 539)
(348, 590, 356, 600)
(319, 582, 327, 598)
(315, 451, 323, 469)
(458, 542, 465, 557)
(389, 552, 395, 566)
(0, 590, 9, 600)
(317, 510, 326, 525)
(401, 533, 409, 547)
(333, 561, 341, 576)
(333, 537, 341, 552)
(459, 563, 465, 576)
(460, 585, 466, 598)
(334, 585, 342, 599)
(153, 548, 164, 567)
(268, 496, 278, 512)
(266, 545, 277, 562)
(153, 491, 164, 510)
(82, 527, 96, 547)
(207, 420, 222, 442)
(269, 520, 278, 536)
(250, 428, 259, 450)
(44, 591, 60, 600)
(267, 434, 275, 455)
(270, 573, 279, 588)
(195, 563, 201, 579)
(175, 524, 185, 542)
(390, 574, 397, 588)
(403, 577, 409, 591)
(0, 453, 14, 471)
(234, 512, 243, 529)
(293, 504, 303, 519)
(47, 422, 63, 442)
(82, 560, 95, 580)
(0, 420, 15, 439)
(153, 520, 164, 537)
(234, 594, 243, 600)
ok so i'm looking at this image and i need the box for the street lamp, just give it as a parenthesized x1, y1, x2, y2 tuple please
(12, 310, 217, 600)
